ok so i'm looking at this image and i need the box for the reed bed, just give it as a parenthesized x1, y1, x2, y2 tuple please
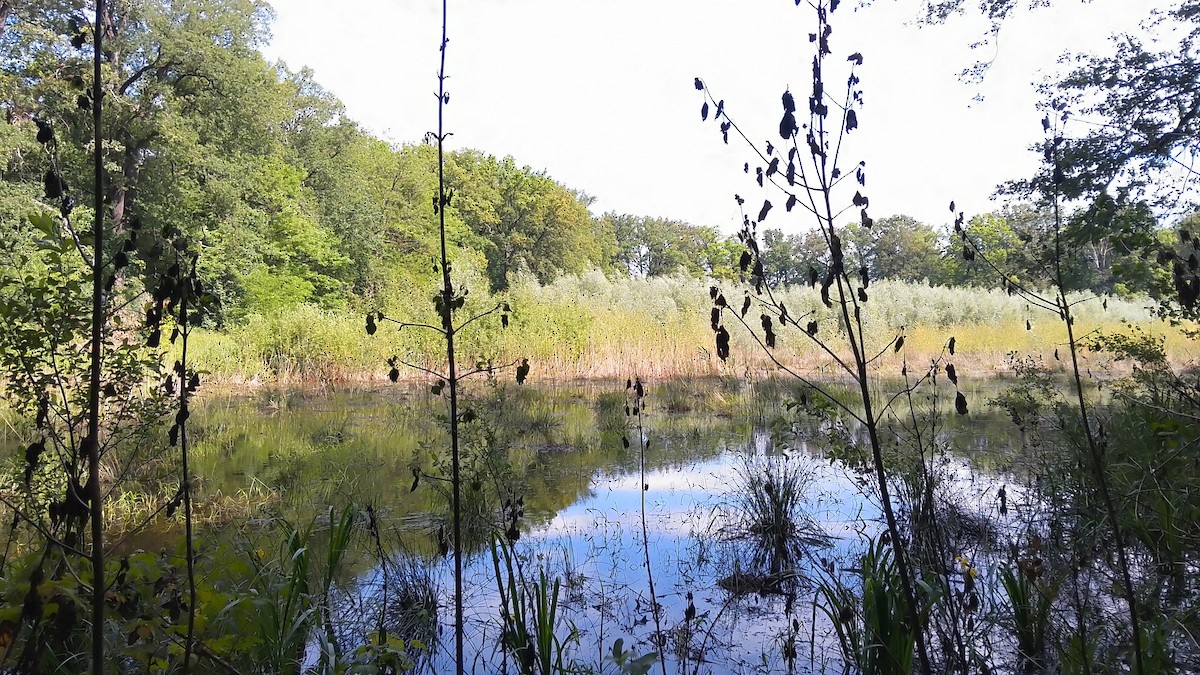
(187, 273, 1192, 385)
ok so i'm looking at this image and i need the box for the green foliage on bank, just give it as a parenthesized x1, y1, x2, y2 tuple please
(1, 0, 1186, 338)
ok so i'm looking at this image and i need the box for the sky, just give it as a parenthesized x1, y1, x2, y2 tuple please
(259, 0, 1163, 233)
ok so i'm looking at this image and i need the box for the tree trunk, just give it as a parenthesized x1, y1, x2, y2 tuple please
(110, 142, 144, 229)
(0, 4, 12, 41)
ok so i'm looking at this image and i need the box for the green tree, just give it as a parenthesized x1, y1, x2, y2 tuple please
(696, 225, 741, 280)
(943, 212, 1024, 286)
(606, 212, 736, 278)
(1066, 192, 1166, 296)
(2, 1, 239, 308)
(845, 215, 947, 284)
(759, 227, 825, 286)
(235, 156, 351, 313)
(450, 152, 608, 291)
(920, 1, 1200, 209)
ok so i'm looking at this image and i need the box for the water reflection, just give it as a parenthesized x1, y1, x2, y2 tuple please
(183, 379, 1021, 673)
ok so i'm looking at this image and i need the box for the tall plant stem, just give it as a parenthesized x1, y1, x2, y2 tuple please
(1050, 175, 1144, 674)
(634, 385, 668, 675)
(179, 264, 197, 674)
(434, 2, 464, 672)
(88, 1, 107, 671)
(822, 177, 932, 675)
(902, 372, 968, 673)
(854, 356, 932, 675)
(801, 9, 931, 667)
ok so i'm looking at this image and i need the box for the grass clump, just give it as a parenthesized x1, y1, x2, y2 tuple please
(723, 453, 827, 578)
(819, 537, 934, 675)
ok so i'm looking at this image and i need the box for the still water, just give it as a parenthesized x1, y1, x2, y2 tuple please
(188, 377, 1022, 673)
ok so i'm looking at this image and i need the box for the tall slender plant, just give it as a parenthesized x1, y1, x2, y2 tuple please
(694, 2, 938, 671)
(954, 106, 1147, 672)
(0, 4, 221, 670)
(625, 377, 667, 675)
(1045, 110, 1144, 674)
(159, 247, 218, 672)
(365, 2, 527, 672)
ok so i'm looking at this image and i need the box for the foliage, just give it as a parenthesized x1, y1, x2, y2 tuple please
(603, 212, 738, 280)
(818, 537, 936, 675)
(450, 152, 610, 292)
(999, 563, 1061, 672)
(844, 215, 948, 285)
(605, 638, 658, 675)
(490, 537, 574, 675)
(187, 273, 1171, 384)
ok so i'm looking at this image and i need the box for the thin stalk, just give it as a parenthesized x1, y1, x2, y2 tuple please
(1051, 183, 1144, 673)
(823, 152, 932, 675)
(179, 262, 197, 674)
(433, 2, 464, 671)
(634, 383, 668, 675)
(367, 506, 388, 644)
(1069, 554, 1093, 673)
(0, 513, 17, 576)
(87, 1, 107, 671)
(809, 5, 929, 667)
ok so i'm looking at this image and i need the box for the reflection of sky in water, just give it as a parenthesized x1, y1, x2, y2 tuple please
(336, 425, 1023, 674)
(184, 386, 1033, 672)
(401, 436, 900, 674)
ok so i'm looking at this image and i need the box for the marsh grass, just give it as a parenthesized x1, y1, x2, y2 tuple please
(817, 537, 934, 675)
(592, 392, 628, 435)
(186, 276, 1182, 385)
(999, 563, 1060, 672)
(722, 453, 827, 578)
(656, 377, 742, 415)
(376, 547, 439, 671)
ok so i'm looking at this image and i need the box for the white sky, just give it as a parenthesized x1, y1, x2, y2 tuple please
(261, 0, 1163, 233)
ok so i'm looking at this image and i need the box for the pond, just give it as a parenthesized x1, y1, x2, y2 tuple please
(179, 376, 1028, 673)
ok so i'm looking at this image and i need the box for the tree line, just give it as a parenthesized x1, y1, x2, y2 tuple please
(0, 0, 1186, 330)
(762, 198, 1175, 299)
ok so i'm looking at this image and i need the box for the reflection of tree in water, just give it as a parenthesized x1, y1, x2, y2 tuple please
(171, 380, 1053, 670)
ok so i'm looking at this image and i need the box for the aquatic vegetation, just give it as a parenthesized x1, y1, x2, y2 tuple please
(491, 537, 574, 675)
(378, 549, 440, 672)
(818, 537, 937, 675)
(999, 562, 1060, 673)
(722, 453, 828, 578)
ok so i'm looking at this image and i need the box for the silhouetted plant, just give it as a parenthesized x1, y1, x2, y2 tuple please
(624, 376, 667, 675)
(0, 4, 209, 669)
(955, 107, 1158, 671)
(694, 2, 942, 671)
(363, 3, 527, 672)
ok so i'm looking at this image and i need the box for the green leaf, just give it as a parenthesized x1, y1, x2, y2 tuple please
(28, 213, 55, 237)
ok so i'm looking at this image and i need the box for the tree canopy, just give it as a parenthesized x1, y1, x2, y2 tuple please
(0, 0, 1184, 325)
